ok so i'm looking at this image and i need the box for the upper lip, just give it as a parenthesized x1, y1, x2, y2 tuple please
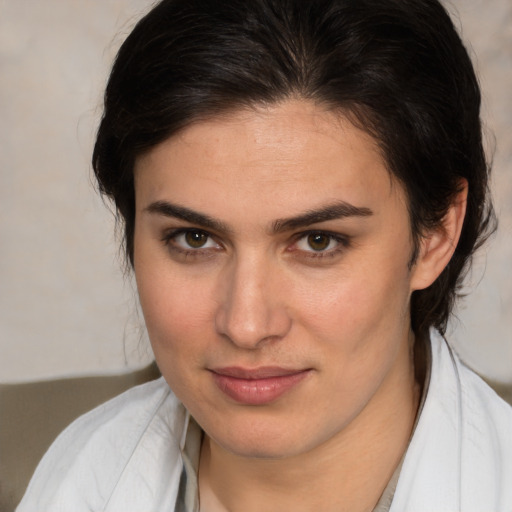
(210, 366, 310, 379)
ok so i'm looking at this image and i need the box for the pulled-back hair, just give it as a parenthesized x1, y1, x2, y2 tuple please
(93, 0, 495, 337)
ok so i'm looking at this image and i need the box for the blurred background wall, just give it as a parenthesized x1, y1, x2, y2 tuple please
(0, 0, 510, 384)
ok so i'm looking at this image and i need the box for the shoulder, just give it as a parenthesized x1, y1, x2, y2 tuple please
(454, 346, 512, 473)
(457, 354, 512, 423)
(451, 341, 512, 510)
(432, 331, 512, 469)
(17, 377, 188, 512)
(432, 332, 512, 445)
(431, 330, 512, 422)
(392, 332, 512, 512)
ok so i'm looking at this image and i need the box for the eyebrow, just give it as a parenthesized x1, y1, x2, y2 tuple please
(272, 201, 373, 232)
(144, 200, 373, 234)
(144, 201, 232, 233)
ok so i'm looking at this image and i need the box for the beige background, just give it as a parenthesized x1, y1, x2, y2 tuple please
(0, 0, 510, 383)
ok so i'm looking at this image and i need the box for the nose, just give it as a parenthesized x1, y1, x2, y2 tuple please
(214, 255, 292, 349)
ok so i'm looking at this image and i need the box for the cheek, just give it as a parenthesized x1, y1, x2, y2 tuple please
(136, 270, 217, 406)
(135, 264, 215, 358)
(296, 256, 412, 350)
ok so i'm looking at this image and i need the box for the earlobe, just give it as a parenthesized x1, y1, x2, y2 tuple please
(410, 179, 468, 291)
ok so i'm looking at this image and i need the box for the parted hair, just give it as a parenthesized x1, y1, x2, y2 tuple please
(93, 0, 495, 337)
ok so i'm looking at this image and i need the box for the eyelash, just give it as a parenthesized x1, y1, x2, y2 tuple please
(160, 228, 350, 260)
(161, 228, 221, 257)
(290, 230, 350, 259)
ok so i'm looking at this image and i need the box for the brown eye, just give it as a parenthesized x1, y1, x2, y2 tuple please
(185, 230, 209, 248)
(293, 231, 346, 257)
(162, 228, 221, 256)
(307, 233, 331, 251)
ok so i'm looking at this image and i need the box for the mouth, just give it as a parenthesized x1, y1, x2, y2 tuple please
(209, 366, 312, 405)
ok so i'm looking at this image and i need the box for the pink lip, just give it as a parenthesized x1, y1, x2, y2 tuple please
(210, 366, 311, 405)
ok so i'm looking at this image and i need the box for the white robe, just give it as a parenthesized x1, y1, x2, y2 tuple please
(16, 332, 512, 512)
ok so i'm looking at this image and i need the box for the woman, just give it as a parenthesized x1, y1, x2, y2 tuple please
(17, 0, 512, 511)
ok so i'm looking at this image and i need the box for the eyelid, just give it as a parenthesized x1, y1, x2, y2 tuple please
(161, 227, 222, 251)
(289, 230, 350, 257)
(160, 227, 349, 260)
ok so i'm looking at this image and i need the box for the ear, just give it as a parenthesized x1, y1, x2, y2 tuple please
(410, 179, 468, 291)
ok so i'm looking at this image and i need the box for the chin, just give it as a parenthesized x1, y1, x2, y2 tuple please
(203, 412, 321, 460)
(215, 434, 301, 460)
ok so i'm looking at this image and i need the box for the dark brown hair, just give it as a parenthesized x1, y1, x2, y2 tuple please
(93, 0, 495, 336)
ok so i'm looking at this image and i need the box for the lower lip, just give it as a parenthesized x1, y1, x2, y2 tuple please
(211, 370, 311, 405)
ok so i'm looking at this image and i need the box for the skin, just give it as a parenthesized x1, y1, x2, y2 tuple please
(133, 100, 467, 512)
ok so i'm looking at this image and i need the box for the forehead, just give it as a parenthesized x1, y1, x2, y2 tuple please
(134, 100, 404, 222)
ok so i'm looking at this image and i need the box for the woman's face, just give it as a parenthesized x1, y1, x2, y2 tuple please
(133, 100, 423, 459)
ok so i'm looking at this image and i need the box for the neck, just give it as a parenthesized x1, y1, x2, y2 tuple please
(198, 337, 421, 512)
